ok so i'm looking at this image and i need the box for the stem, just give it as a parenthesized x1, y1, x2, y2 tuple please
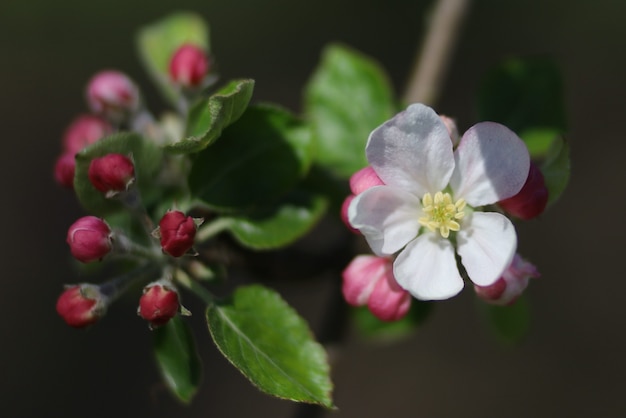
(403, 0, 471, 105)
(196, 217, 233, 242)
(99, 263, 161, 302)
(175, 268, 215, 305)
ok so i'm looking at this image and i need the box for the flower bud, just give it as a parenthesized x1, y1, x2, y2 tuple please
(474, 254, 540, 305)
(66, 216, 112, 263)
(341, 166, 385, 233)
(169, 43, 210, 88)
(498, 162, 549, 220)
(88, 153, 135, 196)
(349, 166, 384, 195)
(138, 282, 180, 327)
(158, 211, 198, 257)
(56, 284, 107, 328)
(342, 255, 411, 321)
(439, 115, 460, 146)
(86, 70, 139, 118)
(54, 153, 76, 189)
(63, 114, 112, 154)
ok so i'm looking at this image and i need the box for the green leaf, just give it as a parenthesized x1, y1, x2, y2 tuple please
(74, 133, 163, 216)
(477, 58, 567, 133)
(136, 12, 209, 105)
(519, 128, 561, 160)
(541, 134, 570, 206)
(479, 296, 530, 344)
(304, 44, 396, 178)
(225, 190, 328, 250)
(352, 301, 433, 343)
(189, 105, 314, 211)
(166, 79, 255, 154)
(153, 315, 202, 403)
(206, 285, 333, 407)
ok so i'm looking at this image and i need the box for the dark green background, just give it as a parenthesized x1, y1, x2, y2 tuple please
(1, 0, 623, 416)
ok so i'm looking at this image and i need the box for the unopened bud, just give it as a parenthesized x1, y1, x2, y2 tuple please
(86, 70, 139, 119)
(66, 216, 112, 263)
(439, 115, 460, 146)
(157, 211, 198, 257)
(56, 284, 107, 328)
(169, 44, 210, 88)
(88, 153, 135, 196)
(138, 281, 180, 327)
(54, 153, 76, 189)
(498, 162, 549, 220)
(474, 254, 540, 305)
(342, 167, 385, 233)
(349, 166, 384, 195)
(63, 114, 112, 154)
(342, 255, 411, 321)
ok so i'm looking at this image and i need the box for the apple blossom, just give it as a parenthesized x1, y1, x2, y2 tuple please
(169, 43, 210, 88)
(158, 211, 198, 257)
(498, 162, 549, 220)
(348, 103, 530, 300)
(88, 153, 135, 196)
(138, 282, 180, 327)
(66, 216, 112, 263)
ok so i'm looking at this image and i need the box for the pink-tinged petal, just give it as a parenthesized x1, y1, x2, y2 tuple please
(349, 186, 422, 256)
(342, 255, 388, 306)
(456, 212, 517, 287)
(394, 233, 464, 300)
(368, 270, 412, 321)
(366, 104, 454, 196)
(450, 122, 530, 206)
(340, 195, 359, 234)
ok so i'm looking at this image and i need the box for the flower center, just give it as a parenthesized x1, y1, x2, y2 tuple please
(418, 191, 466, 238)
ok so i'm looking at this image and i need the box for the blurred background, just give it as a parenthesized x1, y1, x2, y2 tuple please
(1, 0, 624, 416)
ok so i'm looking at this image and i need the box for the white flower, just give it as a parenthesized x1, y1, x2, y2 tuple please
(348, 104, 530, 300)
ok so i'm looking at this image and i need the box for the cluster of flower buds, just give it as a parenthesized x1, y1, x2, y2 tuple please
(342, 106, 549, 320)
(55, 44, 212, 329)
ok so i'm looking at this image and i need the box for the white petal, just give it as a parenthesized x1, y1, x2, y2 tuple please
(450, 122, 530, 206)
(394, 233, 464, 300)
(456, 212, 517, 286)
(349, 186, 422, 256)
(366, 103, 454, 196)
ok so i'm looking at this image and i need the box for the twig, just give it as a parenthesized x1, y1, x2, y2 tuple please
(403, 0, 471, 105)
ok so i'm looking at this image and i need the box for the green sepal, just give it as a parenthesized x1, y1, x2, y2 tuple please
(224, 190, 328, 250)
(153, 315, 202, 403)
(304, 44, 396, 178)
(189, 105, 314, 212)
(166, 79, 255, 154)
(352, 301, 433, 343)
(74, 133, 163, 216)
(136, 12, 210, 106)
(206, 285, 334, 408)
(479, 296, 530, 344)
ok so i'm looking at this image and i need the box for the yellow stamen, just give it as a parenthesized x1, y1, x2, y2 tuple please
(418, 192, 466, 238)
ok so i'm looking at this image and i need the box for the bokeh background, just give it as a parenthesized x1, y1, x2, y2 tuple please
(1, 0, 624, 416)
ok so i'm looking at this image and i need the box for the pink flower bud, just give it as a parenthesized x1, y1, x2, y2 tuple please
(342, 255, 411, 321)
(439, 115, 460, 146)
(56, 284, 107, 328)
(498, 162, 549, 220)
(54, 153, 76, 189)
(88, 153, 135, 196)
(63, 114, 113, 154)
(138, 282, 180, 327)
(66, 216, 112, 263)
(169, 44, 210, 88)
(474, 254, 540, 305)
(349, 166, 384, 195)
(86, 70, 139, 117)
(341, 167, 385, 233)
(158, 211, 197, 257)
